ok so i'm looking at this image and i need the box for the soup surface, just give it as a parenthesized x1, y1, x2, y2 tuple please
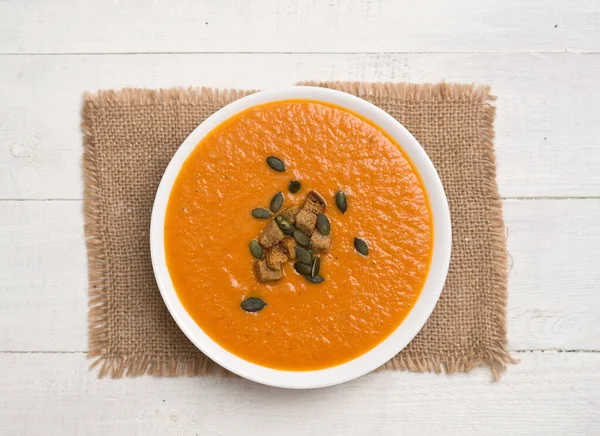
(165, 100, 432, 370)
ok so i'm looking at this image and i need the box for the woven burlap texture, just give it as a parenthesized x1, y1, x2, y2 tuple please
(82, 82, 513, 380)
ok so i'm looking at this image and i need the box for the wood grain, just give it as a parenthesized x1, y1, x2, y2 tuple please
(1, 53, 599, 200)
(1, 0, 599, 54)
(0, 352, 597, 435)
(1, 1, 599, 432)
(0, 201, 88, 351)
(504, 199, 600, 350)
(1, 199, 597, 352)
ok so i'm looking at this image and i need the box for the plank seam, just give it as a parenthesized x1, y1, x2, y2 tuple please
(1, 51, 600, 56)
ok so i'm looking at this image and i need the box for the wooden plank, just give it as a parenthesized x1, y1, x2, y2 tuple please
(504, 199, 600, 350)
(1, 53, 599, 200)
(0, 201, 88, 351)
(0, 352, 597, 435)
(1, 199, 598, 352)
(1, 0, 599, 54)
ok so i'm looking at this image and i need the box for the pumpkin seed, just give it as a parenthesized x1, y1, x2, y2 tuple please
(335, 190, 348, 214)
(294, 262, 312, 276)
(270, 191, 284, 213)
(252, 208, 272, 219)
(316, 213, 330, 236)
(266, 156, 286, 172)
(241, 297, 267, 312)
(288, 180, 301, 193)
(249, 240, 263, 259)
(295, 246, 312, 265)
(274, 215, 294, 234)
(282, 225, 296, 236)
(354, 237, 369, 256)
(311, 257, 321, 277)
(305, 275, 324, 284)
(293, 229, 310, 246)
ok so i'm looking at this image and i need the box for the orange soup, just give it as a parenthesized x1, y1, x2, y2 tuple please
(165, 100, 432, 371)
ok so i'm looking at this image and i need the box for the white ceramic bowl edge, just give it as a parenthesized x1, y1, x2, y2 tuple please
(150, 86, 452, 389)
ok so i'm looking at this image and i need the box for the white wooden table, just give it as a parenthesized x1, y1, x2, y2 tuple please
(1, 1, 599, 434)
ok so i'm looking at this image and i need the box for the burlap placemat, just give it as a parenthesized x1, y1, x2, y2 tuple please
(82, 82, 513, 380)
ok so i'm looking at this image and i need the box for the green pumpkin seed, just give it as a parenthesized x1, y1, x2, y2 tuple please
(354, 237, 369, 256)
(293, 229, 310, 246)
(335, 190, 348, 214)
(305, 275, 324, 284)
(270, 191, 284, 213)
(249, 240, 263, 259)
(311, 257, 321, 277)
(288, 180, 301, 193)
(316, 213, 330, 236)
(266, 156, 286, 172)
(294, 262, 312, 276)
(295, 247, 312, 265)
(282, 225, 296, 236)
(274, 215, 294, 234)
(252, 208, 272, 219)
(241, 297, 267, 312)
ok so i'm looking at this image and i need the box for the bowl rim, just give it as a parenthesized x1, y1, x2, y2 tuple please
(150, 86, 451, 389)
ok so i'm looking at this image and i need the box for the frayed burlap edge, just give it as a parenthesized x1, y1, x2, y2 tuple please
(300, 81, 515, 380)
(82, 87, 254, 378)
(82, 86, 254, 108)
(303, 82, 515, 380)
(82, 83, 514, 380)
(299, 81, 496, 103)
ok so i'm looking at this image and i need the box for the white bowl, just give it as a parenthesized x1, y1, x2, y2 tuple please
(150, 86, 451, 389)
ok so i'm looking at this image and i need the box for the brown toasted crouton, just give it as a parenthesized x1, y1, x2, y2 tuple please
(267, 245, 288, 269)
(259, 221, 285, 248)
(310, 230, 331, 252)
(280, 237, 297, 259)
(302, 190, 326, 214)
(256, 260, 284, 282)
(295, 209, 317, 236)
(278, 204, 302, 224)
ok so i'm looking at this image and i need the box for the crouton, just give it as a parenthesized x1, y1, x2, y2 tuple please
(256, 260, 284, 282)
(278, 204, 302, 224)
(310, 230, 331, 252)
(267, 245, 288, 269)
(259, 220, 285, 248)
(295, 209, 317, 236)
(302, 190, 326, 214)
(280, 237, 297, 259)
